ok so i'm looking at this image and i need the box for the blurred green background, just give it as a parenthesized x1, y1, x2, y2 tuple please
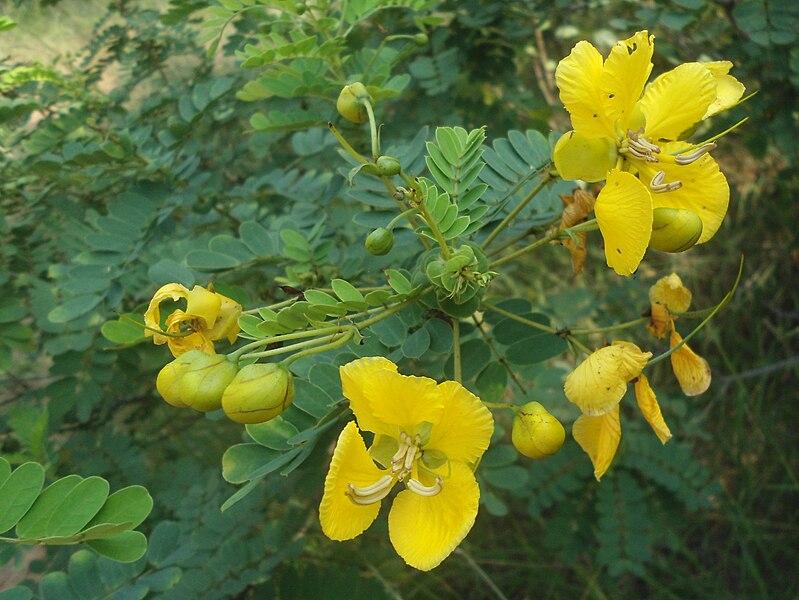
(1, 0, 798, 598)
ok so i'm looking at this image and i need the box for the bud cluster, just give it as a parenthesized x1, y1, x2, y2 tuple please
(156, 350, 294, 424)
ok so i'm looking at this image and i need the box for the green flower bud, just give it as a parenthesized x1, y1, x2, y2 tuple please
(365, 227, 395, 255)
(336, 82, 371, 124)
(511, 401, 565, 459)
(156, 350, 239, 412)
(375, 155, 401, 176)
(222, 363, 295, 424)
(413, 32, 429, 46)
(649, 207, 703, 253)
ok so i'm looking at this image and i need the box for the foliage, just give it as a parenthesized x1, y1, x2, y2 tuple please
(1, 0, 798, 598)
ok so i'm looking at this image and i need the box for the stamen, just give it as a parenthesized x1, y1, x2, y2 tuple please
(674, 142, 716, 165)
(391, 431, 420, 480)
(625, 129, 661, 161)
(346, 475, 395, 505)
(649, 171, 682, 193)
(406, 476, 443, 497)
(622, 145, 659, 162)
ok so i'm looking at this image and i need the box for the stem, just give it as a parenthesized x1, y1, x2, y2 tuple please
(482, 402, 518, 411)
(481, 303, 558, 335)
(282, 329, 356, 366)
(242, 297, 295, 315)
(568, 336, 593, 355)
(239, 335, 335, 361)
(360, 98, 380, 159)
(453, 319, 462, 383)
(386, 207, 420, 230)
(418, 202, 451, 259)
(489, 229, 560, 268)
(361, 38, 386, 79)
(569, 317, 648, 336)
(328, 122, 368, 163)
(472, 314, 528, 397)
(488, 220, 598, 269)
(481, 172, 551, 250)
(647, 255, 744, 367)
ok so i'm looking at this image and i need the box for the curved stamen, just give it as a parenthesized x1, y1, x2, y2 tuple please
(674, 142, 717, 165)
(346, 475, 395, 505)
(649, 171, 682, 193)
(406, 476, 443, 497)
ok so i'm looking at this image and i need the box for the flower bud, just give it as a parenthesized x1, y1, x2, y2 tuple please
(222, 363, 295, 424)
(375, 155, 401, 176)
(156, 350, 239, 412)
(365, 227, 395, 255)
(413, 32, 429, 46)
(511, 401, 566, 459)
(336, 82, 371, 124)
(649, 207, 703, 253)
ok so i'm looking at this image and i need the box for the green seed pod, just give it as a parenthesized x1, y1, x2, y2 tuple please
(649, 207, 703, 253)
(222, 363, 295, 424)
(336, 82, 371, 124)
(365, 227, 395, 255)
(511, 401, 566, 459)
(375, 155, 401, 176)
(156, 350, 239, 412)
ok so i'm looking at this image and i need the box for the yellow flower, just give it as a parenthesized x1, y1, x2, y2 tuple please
(553, 31, 744, 276)
(565, 342, 671, 480)
(144, 283, 242, 357)
(319, 357, 494, 571)
(646, 274, 712, 396)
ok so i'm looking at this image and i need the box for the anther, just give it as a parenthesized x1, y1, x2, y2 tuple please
(674, 142, 716, 165)
(406, 476, 443, 497)
(346, 475, 395, 505)
(649, 171, 682, 193)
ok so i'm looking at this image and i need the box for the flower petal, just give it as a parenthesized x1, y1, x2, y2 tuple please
(319, 421, 386, 541)
(647, 273, 692, 338)
(144, 283, 189, 344)
(364, 370, 443, 438)
(207, 293, 242, 344)
(640, 62, 716, 141)
(164, 310, 215, 357)
(670, 330, 712, 396)
(553, 130, 617, 183)
(637, 143, 729, 244)
(572, 405, 621, 481)
(600, 30, 654, 130)
(425, 381, 494, 466)
(700, 61, 746, 119)
(594, 169, 653, 276)
(388, 461, 479, 571)
(564, 344, 648, 416)
(555, 41, 616, 139)
(634, 374, 672, 444)
(340, 357, 399, 435)
(185, 285, 222, 329)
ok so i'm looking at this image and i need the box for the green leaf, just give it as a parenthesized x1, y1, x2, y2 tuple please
(483, 465, 529, 490)
(505, 334, 568, 365)
(246, 416, 300, 451)
(385, 269, 411, 295)
(15, 475, 83, 539)
(330, 279, 364, 304)
(185, 250, 241, 271)
(0, 462, 46, 534)
(476, 362, 508, 404)
(148, 259, 195, 287)
(47, 295, 103, 324)
(222, 444, 279, 484)
(85, 485, 153, 530)
(87, 530, 147, 563)
(401, 327, 430, 358)
(101, 314, 146, 345)
(239, 221, 275, 257)
(45, 476, 109, 537)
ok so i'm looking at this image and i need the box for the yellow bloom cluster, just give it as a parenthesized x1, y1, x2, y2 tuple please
(319, 357, 494, 571)
(563, 274, 712, 479)
(553, 30, 744, 275)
